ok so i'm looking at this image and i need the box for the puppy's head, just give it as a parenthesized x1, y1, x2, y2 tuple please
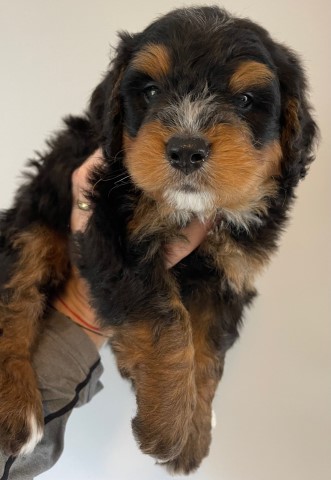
(90, 7, 317, 226)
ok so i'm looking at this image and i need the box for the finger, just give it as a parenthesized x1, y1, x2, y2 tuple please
(164, 218, 211, 269)
(71, 149, 104, 232)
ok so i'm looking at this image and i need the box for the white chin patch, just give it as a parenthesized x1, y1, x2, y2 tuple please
(164, 189, 215, 214)
(19, 413, 44, 456)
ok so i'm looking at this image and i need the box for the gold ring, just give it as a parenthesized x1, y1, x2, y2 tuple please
(77, 200, 91, 211)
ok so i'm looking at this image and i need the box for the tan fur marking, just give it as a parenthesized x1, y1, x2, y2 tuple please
(123, 123, 174, 198)
(131, 44, 171, 80)
(281, 97, 301, 146)
(202, 229, 268, 293)
(229, 61, 274, 93)
(127, 195, 183, 252)
(1, 225, 69, 351)
(6, 227, 68, 294)
(204, 124, 282, 212)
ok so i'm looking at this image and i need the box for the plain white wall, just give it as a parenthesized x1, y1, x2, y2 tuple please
(1, 1, 330, 479)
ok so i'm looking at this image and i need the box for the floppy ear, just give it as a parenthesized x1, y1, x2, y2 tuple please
(89, 32, 139, 159)
(274, 45, 318, 190)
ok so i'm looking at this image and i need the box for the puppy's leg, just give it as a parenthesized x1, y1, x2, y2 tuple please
(0, 225, 68, 455)
(165, 299, 225, 474)
(110, 298, 196, 463)
(76, 207, 196, 462)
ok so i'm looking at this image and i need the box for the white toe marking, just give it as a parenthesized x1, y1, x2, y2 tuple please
(211, 409, 217, 429)
(18, 413, 43, 456)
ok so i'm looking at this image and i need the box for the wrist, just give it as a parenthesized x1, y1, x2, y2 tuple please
(52, 271, 110, 350)
(53, 296, 108, 350)
(53, 297, 107, 350)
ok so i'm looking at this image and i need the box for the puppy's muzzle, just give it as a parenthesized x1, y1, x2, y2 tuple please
(166, 136, 210, 175)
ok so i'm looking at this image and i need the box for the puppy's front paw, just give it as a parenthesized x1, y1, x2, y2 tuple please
(0, 409, 44, 457)
(164, 428, 211, 474)
(132, 410, 189, 462)
(131, 358, 196, 462)
(164, 408, 213, 474)
(0, 360, 44, 456)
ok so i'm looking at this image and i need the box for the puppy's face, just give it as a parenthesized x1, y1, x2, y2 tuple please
(117, 10, 289, 221)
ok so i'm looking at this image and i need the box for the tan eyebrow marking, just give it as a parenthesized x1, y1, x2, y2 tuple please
(131, 44, 171, 80)
(229, 61, 274, 92)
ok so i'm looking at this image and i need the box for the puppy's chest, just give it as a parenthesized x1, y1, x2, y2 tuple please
(127, 198, 266, 294)
(199, 226, 267, 293)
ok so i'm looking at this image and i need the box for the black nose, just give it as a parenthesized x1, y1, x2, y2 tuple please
(166, 136, 210, 175)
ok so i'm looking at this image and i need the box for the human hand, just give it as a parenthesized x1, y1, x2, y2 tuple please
(53, 149, 106, 348)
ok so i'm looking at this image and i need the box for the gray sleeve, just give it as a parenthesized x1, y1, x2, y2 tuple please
(0, 307, 104, 480)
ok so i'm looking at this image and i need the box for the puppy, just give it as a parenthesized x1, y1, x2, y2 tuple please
(0, 6, 317, 474)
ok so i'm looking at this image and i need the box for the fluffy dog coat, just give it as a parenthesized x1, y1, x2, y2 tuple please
(0, 6, 317, 474)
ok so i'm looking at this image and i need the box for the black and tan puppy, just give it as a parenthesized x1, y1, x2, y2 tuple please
(0, 6, 317, 474)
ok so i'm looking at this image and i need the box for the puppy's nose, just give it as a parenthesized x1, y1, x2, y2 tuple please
(166, 137, 210, 175)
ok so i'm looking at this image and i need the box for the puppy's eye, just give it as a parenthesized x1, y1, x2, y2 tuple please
(144, 85, 160, 103)
(235, 93, 253, 109)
